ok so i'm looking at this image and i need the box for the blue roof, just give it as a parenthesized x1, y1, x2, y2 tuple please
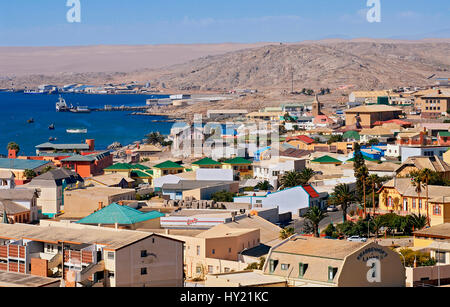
(0, 159, 50, 170)
(76, 203, 164, 225)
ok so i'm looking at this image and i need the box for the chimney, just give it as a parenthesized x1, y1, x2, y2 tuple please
(8, 149, 16, 159)
(85, 139, 95, 152)
(98, 202, 103, 211)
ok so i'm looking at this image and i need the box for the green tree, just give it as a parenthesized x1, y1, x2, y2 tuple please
(408, 214, 428, 231)
(279, 227, 295, 239)
(329, 183, 356, 223)
(420, 168, 433, 226)
(146, 132, 165, 145)
(410, 171, 424, 216)
(368, 139, 380, 146)
(7, 142, 20, 155)
(254, 181, 273, 191)
(327, 135, 343, 145)
(23, 169, 36, 180)
(211, 190, 235, 202)
(279, 171, 303, 189)
(304, 206, 328, 238)
(299, 168, 315, 184)
(323, 223, 336, 238)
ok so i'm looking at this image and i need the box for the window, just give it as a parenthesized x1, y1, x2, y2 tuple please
(107, 252, 115, 260)
(412, 198, 416, 209)
(269, 260, 278, 273)
(196, 246, 200, 256)
(208, 266, 214, 274)
(328, 267, 338, 282)
(281, 264, 290, 271)
(196, 266, 202, 274)
(212, 249, 215, 255)
(224, 267, 230, 273)
(141, 268, 147, 275)
(141, 250, 148, 258)
(419, 199, 422, 209)
(299, 263, 308, 278)
(108, 272, 115, 278)
(228, 248, 232, 253)
(434, 205, 442, 216)
(436, 251, 446, 264)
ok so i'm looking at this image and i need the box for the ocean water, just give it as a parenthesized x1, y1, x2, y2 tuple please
(0, 93, 175, 156)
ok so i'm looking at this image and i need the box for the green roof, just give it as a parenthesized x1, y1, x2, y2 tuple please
(76, 203, 164, 225)
(439, 132, 450, 137)
(223, 157, 252, 165)
(105, 163, 151, 171)
(105, 163, 133, 171)
(192, 158, 222, 166)
(131, 170, 154, 178)
(347, 156, 378, 162)
(153, 160, 184, 169)
(343, 130, 361, 141)
(311, 156, 342, 164)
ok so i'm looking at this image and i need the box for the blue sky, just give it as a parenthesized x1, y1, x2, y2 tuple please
(0, 0, 448, 46)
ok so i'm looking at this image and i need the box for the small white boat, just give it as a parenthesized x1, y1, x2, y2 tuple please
(66, 128, 88, 134)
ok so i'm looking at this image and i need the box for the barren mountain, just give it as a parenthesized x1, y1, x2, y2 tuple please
(2, 40, 449, 91)
(127, 41, 450, 91)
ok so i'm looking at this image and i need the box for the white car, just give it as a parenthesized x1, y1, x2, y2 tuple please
(347, 236, 368, 243)
(327, 205, 338, 212)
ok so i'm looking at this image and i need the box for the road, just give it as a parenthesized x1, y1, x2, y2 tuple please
(289, 204, 358, 234)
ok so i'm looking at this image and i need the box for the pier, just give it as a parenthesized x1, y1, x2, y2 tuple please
(90, 106, 151, 112)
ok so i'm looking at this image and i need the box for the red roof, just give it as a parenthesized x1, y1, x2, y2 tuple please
(302, 185, 320, 199)
(286, 135, 315, 144)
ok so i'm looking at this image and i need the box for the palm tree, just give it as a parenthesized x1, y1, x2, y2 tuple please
(410, 171, 424, 216)
(146, 132, 164, 145)
(255, 181, 273, 191)
(371, 216, 385, 239)
(279, 227, 295, 239)
(408, 214, 427, 231)
(420, 169, 433, 226)
(329, 183, 356, 223)
(279, 171, 303, 190)
(304, 206, 328, 238)
(299, 168, 315, 184)
(368, 174, 382, 216)
(7, 142, 20, 155)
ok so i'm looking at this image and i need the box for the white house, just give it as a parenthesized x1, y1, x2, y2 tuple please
(400, 146, 450, 163)
(233, 185, 326, 215)
(0, 171, 15, 189)
(253, 159, 306, 190)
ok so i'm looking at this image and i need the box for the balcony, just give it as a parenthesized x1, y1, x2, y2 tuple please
(64, 250, 95, 267)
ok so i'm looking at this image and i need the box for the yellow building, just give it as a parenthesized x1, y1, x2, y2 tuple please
(378, 178, 450, 226)
(151, 160, 185, 179)
(191, 158, 222, 171)
(221, 157, 253, 179)
(413, 223, 450, 248)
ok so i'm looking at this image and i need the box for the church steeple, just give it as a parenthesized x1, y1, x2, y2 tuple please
(312, 94, 323, 117)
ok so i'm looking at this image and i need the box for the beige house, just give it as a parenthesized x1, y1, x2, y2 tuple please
(62, 186, 136, 219)
(263, 236, 405, 287)
(0, 221, 184, 287)
(169, 224, 260, 279)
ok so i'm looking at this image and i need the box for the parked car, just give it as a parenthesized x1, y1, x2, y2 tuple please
(347, 236, 368, 243)
(327, 205, 338, 212)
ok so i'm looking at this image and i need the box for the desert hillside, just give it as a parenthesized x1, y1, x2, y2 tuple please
(1, 39, 449, 91)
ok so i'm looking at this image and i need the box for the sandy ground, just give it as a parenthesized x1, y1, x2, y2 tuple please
(0, 43, 272, 76)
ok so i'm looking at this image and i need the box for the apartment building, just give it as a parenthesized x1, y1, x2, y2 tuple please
(0, 222, 183, 287)
(62, 186, 136, 219)
(417, 89, 450, 119)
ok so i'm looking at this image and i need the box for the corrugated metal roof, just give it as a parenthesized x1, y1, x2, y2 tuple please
(0, 159, 50, 170)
